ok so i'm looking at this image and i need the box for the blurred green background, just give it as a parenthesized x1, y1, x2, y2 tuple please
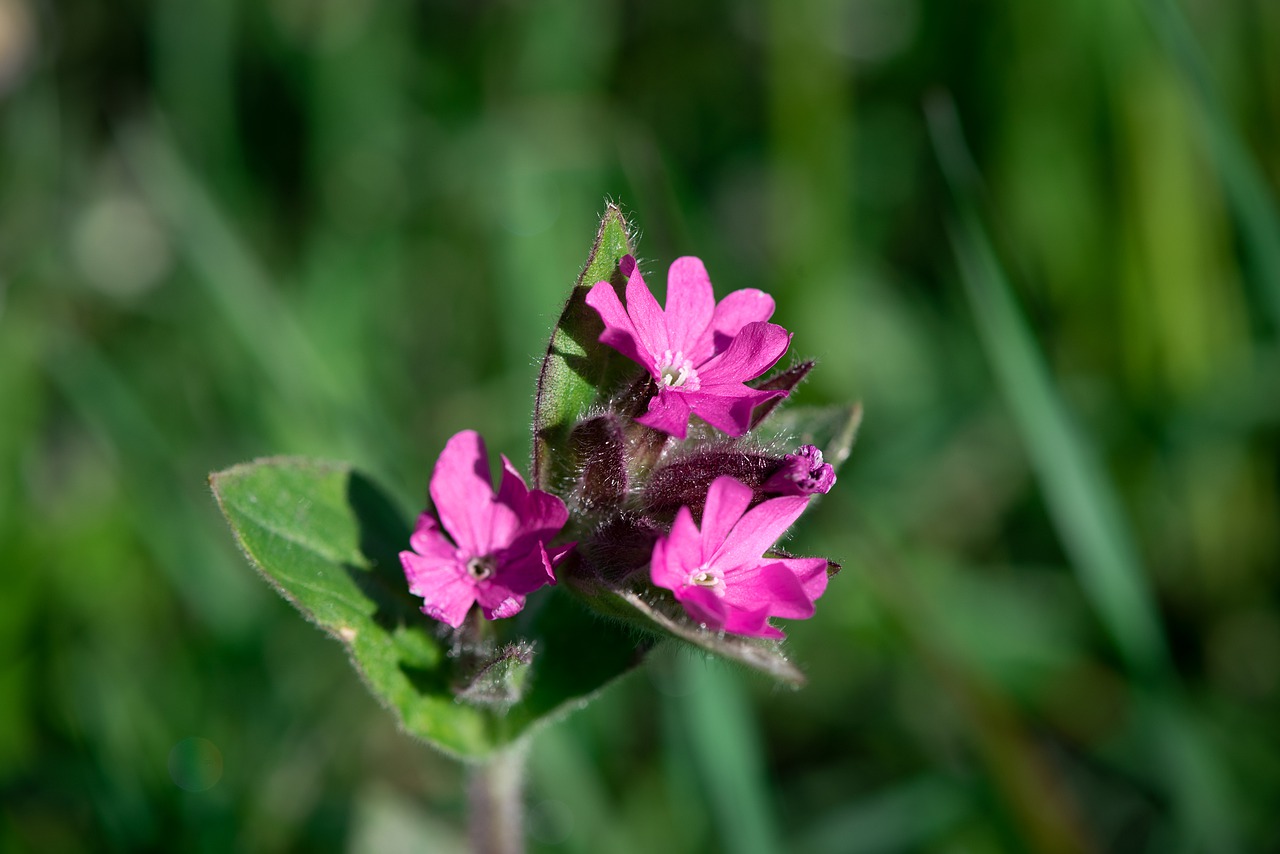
(2, 0, 1278, 851)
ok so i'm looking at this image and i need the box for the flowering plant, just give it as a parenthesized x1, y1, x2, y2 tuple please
(210, 205, 859, 849)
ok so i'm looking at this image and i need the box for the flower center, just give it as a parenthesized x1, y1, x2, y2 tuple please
(465, 556, 495, 581)
(657, 349, 701, 390)
(686, 564, 725, 597)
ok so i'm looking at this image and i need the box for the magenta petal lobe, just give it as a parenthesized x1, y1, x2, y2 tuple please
(663, 256, 715, 355)
(650, 475, 828, 638)
(587, 280, 650, 370)
(401, 551, 475, 628)
(623, 261, 669, 360)
(636, 389, 693, 439)
(406, 430, 568, 627)
(692, 288, 776, 362)
(697, 321, 791, 386)
(429, 430, 497, 556)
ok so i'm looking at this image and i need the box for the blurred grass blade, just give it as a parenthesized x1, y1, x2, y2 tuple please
(796, 776, 969, 854)
(927, 93, 1240, 852)
(119, 120, 335, 403)
(926, 94, 1167, 680)
(1139, 0, 1280, 331)
(118, 119, 403, 472)
(675, 656, 782, 854)
(528, 726, 641, 854)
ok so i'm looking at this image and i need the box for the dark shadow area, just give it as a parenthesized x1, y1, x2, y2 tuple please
(344, 470, 421, 634)
(398, 660, 453, 698)
(510, 587, 649, 729)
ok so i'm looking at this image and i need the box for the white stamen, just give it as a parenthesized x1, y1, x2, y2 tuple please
(466, 556, 495, 581)
(687, 564, 725, 597)
(657, 349, 701, 390)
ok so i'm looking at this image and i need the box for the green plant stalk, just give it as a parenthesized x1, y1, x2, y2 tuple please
(468, 741, 529, 854)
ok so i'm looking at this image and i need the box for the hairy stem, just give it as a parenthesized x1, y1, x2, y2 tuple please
(468, 742, 528, 854)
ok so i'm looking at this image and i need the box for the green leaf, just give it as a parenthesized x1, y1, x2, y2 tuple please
(211, 457, 640, 761)
(533, 203, 640, 492)
(754, 403, 864, 470)
(565, 575, 806, 687)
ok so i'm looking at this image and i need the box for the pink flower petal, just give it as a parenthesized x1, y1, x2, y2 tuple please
(622, 256, 669, 360)
(407, 432, 568, 627)
(636, 388, 693, 439)
(697, 321, 791, 386)
(545, 541, 576, 568)
(400, 551, 475, 628)
(492, 543, 558, 596)
(684, 387, 781, 437)
(663, 256, 715, 356)
(691, 288, 776, 363)
(486, 456, 533, 548)
(429, 430, 498, 556)
(676, 585, 730, 631)
(723, 610, 784, 639)
(495, 455, 530, 515)
(721, 602, 779, 637)
(721, 561, 817, 620)
(520, 486, 570, 540)
(698, 476, 754, 555)
(763, 445, 836, 495)
(409, 512, 458, 560)
(481, 595, 524, 620)
(650, 506, 703, 587)
(783, 556, 830, 602)
(710, 494, 811, 570)
(586, 280, 650, 371)
(649, 535, 677, 592)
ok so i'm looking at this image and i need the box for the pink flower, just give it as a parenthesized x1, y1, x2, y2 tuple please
(400, 430, 573, 628)
(650, 476, 828, 638)
(586, 255, 791, 439)
(763, 445, 836, 496)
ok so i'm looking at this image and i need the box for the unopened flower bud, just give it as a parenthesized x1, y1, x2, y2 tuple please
(642, 447, 779, 522)
(569, 414, 628, 511)
(763, 445, 835, 496)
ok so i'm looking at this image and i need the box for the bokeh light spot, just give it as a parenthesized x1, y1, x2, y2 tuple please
(71, 194, 173, 299)
(168, 737, 223, 793)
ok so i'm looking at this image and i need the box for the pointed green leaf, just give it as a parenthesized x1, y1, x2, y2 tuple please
(754, 403, 864, 470)
(211, 457, 640, 761)
(533, 204, 641, 492)
(565, 575, 806, 687)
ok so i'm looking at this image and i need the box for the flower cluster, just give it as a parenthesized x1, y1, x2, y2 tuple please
(400, 253, 839, 640)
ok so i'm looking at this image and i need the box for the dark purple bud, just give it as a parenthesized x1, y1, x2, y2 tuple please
(763, 445, 836, 495)
(643, 446, 781, 523)
(580, 514, 665, 585)
(570, 414, 628, 511)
